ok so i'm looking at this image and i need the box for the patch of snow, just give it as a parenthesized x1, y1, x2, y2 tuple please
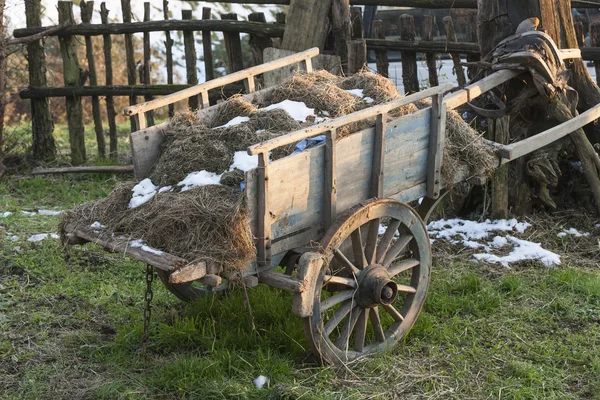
(364, 97, 375, 104)
(230, 151, 258, 172)
(473, 236, 561, 267)
(129, 178, 159, 209)
(177, 171, 222, 192)
(21, 211, 36, 216)
(142, 245, 164, 255)
(253, 375, 268, 389)
(378, 224, 387, 235)
(322, 111, 330, 116)
(89, 221, 105, 230)
(346, 89, 365, 98)
(158, 186, 173, 194)
(263, 100, 315, 122)
(463, 240, 489, 251)
(0, 212, 12, 218)
(215, 116, 250, 129)
(27, 233, 59, 242)
(128, 239, 163, 255)
(418, 197, 424, 205)
(489, 236, 508, 248)
(427, 218, 531, 241)
(256, 129, 266, 134)
(6, 234, 19, 241)
(38, 209, 64, 216)
(130, 239, 145, 248)
(558, 228, 589, 238)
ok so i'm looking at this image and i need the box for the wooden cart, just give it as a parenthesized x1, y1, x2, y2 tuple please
(65, 44, 600, 364)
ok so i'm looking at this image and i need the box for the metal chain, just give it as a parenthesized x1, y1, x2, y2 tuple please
(140, 264, 154, 353)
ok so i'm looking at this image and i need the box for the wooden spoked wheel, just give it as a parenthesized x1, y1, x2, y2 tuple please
(156, 270, 228, 302)
(303, 198, 431, 364)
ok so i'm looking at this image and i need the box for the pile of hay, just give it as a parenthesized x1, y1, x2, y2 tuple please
(61, 70, 496, 277)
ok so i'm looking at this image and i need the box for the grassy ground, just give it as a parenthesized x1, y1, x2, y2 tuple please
(1, 174, 599, 399)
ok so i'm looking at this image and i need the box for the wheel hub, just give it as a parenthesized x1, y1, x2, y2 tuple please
(357, 264, 398, 308)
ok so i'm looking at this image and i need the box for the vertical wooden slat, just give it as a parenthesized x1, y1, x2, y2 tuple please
(58, 1, 86, 165)
(305, 58, 314, 73)
(592, 23, 600, 86)
(81, 1, 106, 158)
(202, 7, 215, 82)
(331, 0, 350, 73)
(400, 14, 419, 94)
(350, 6, 364, 39)
(372, 20, 388, 78)
(121, 0, 136, 132)
(423, 15, 439, 87)
(371, 113, 387, 198)
(163, 0, 175, 118)
(347, 39, 367, 74)
(324, 130, 337, 230)
(100, 2, 117, 159)
(143, 2, 154, 127)
(575, 21, 585, 48)
(466, 10, 479, 80)
(222, 13, 244, 74)
(491, 116, 509, 219)
(257, 152, 271, 267)
(26, 0, 56, 162)
(427, 94, 446, 199)
(442, 16, 467, 88)
(248, 12, 273, 66)
(136, 113, 146, 131)
(182, 10, 199, 110)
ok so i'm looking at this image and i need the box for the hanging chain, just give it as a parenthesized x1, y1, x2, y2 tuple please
(140, 264, 154, 353)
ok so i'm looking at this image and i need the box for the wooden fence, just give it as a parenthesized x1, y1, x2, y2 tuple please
(14, 0, 600, 166)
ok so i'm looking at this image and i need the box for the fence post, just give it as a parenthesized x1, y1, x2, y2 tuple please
(143, 2, 155, 127)
(350, 6, 364, 39)
(182, 10, 199, 110)
(57, 1, 86, 165)
(248, 12, 273, 67)
(100, 3, 118, 159)
(443, 16, 466, 88)
(372, 20, 388, 78)
(121, 0, 137, 131)
(575, 21, 585, 48)
(25, 0, 56, 161)
(490, 116, 509, 219)
(331, 0, 350, 73)
(81, 1, 106, 158)
(221, 13, 244, 74)
(347, 39, 367, 74)
(273, 12, 286, 48)
(163, 1, 175, 118)
(423, 15, 439, 87)
(591, 22, 600, 86)
(399, 14, 419, 93)
(202, 7, 215, 82)
(466, 10, 479, 80)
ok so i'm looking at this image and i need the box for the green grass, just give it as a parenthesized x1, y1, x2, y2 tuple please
(1, 174, 599, 399)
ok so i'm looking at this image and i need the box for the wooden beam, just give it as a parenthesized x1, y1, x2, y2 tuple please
(257, 152, 270, 267)
(169, 263, 207, 284)
(184, 0, 600, 7)
(258, 270, 304, 292)
(399, 14, 419, 93)
(366, 39, 480, 55)
(371, 113, 387, 198)
(182, 10, 199, 110)
(426, 94, 446, 198)
(31, 165, 134, 175)
(202, 7, 215, 83)
(444, 70, 521, 110)
(20, 84, 207, 98)
(324, 130, 337, 230)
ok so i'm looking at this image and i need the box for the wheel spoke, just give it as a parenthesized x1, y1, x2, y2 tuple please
(364, 219, 380, 265)
(382, 304, 405, 322)
(382, 233, 413, 268)
(388, 258, 420, 278)
(323, 298, 356, 336)
(375, 219, 401, 264)
(333, 249, 359, 275)
(396, 283, 417, 294)
(334, 305, 362, 350)
(324, 275, 357, 288)
(354, 308, 369, 352)
(369, 307, 386, 343)
(351, 229, 368, 268)
(320, 290, 357, 311)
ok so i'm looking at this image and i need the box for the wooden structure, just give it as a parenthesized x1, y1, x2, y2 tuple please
(61, 43, 598, 364)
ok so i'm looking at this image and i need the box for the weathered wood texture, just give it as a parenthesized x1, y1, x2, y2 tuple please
(169, 263, 207, 284)
(372, 20, 388, 78)
(187, 0, 600, 6)
(490, 116, 509, 219)
(443, 16, 467, 88)
(348, 39, 367, 74)
(121, 0, 137, 131)
(164, 1, 175, 117)
(100, 2, 118, 159)
(366, 38, 480, 54)
(281, 0, 333, 51)
(426, 94, 446, 198)
(25, 0, 56, 162)
(182, 10, 199, 110)
(222, 13, 245, 74)
(399, 14, 419, 93)
(202, 7, 215, 83)
(592, 22, 600, 86)
(466, 10, 480, 79)
(331, 0, 351, 72)
(351, 6, 364, 39)
(423, 15, 439, 87)
(58, 1, 86, 165)
(142, 2, 155, 127)
(31, 166, 134, 175)
(248, 12, 272, 67)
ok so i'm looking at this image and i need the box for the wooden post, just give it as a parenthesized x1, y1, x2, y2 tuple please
(350, 6, 364, 39)
(58, 1, 86, 165)
(347, 39, 367, 74)
(163, 0, 175, 118)
(100, 3, 118, 159)
(274, 12, 286, 48)
(399, 14, 419, 93)
(281, 0, 332, 51)
(490, 116, 509, 219)
(143, 2, 155, 127)
(466, 10, 479, 80)
(202, 7, 215, 82)
(81, 1, 106, 158)
(423, 15, 439, 87)
(575, 21, 585, 48)
(443, 16, 467, 88)
(257, 152, 271, 266)
(324, 130, 337, 230)
(182, 10, 199, 110)
(25, 0, 56, 162)
(248, 12, 273, 67)
(591, 22, 600, 86)
(331, 0, 351, 73)
(121, 0, 136, 132)
(221, 13, 245, 74)
(372, 20, 388, 78)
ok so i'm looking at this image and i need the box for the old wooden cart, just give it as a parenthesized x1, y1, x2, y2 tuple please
(65, 43, 600, 364)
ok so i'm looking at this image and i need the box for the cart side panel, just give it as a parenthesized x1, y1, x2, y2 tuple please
(246, 107, 432, 255)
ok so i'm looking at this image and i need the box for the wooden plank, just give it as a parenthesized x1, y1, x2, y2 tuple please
(100, 2, 118, 159)
(248, 83, 451, 155)
(466, 10, 479, 80)
(182, 10, 199, 110)
(258, 270, 303, 292)
(399, 14, 419, 94)
(20, 84, 235, 98)
(130, 122, 167, 180)
(222, 13, 244, 74)
(164, 0, 175, 117)
(331, 0, 350, 73)
(348, 39, 367, 74)
(366, 39, 480, 55)
(371, 113, 387, 197)
(292, 252, 324, 317)
(490, 116, 509, 219)
(143, 2, 155, 126)
(186, 0, 600, 7)
(443, 16, 467, 88)
(444, 70, 520, 110)
(426, 94, 446, 198)
(121, 0, 137, 132)
(281, 0, 332, 52)
(123, 47, 320, 116)
(350, 6, 364, 39)
(169, 263, 207, 284)
(31, 166, 134, 175)
(324, 130, 337, 230)
(372, 20, 388, 78)
(200, 274, 222, 287)
(202, 7, 215, 83)
(257, 152, 270, 266)
(423, 15, 438, 87)
(248, 12, 273, 67)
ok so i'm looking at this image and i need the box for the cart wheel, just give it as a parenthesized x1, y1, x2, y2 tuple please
(303, 198, 431, 364)
(156, 269, 228, 302)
